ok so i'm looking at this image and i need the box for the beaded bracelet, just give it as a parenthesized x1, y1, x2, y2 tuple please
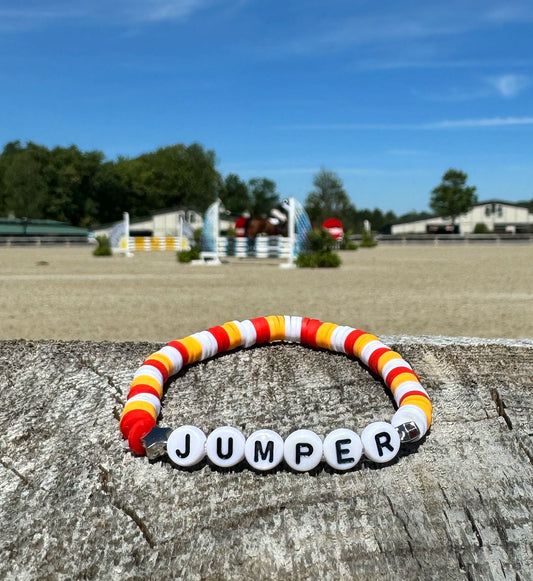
(120, 316, 432, 472)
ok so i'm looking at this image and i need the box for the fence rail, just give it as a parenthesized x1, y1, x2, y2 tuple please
(0, 236, 92, 247)
(374, 233, 533, 245)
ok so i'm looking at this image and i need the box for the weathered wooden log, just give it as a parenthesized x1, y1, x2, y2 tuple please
(0, 337, 532, 580)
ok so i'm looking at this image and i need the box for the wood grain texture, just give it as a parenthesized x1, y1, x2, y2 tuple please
(0, 337, 532, 580)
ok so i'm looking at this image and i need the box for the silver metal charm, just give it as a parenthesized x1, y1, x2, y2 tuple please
(141, 426, 172, 459)
(395, 421, 421, 444)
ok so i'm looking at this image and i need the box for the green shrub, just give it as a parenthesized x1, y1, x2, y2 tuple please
(473, 222, 490, 234)
(93, 235, 112, 256)
(359, 229, 377, 248)
(177, 246, 201, 263)
(296, 229, 342, 268)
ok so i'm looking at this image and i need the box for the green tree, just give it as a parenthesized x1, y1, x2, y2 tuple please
(304, 168, 355, 226)
(248, 177, 279, 216)
(430, 169, 477, 224)
(221, 173, 250, 215)
(2, 147, 47, 218)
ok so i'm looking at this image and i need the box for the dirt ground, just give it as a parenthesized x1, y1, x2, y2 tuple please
(0, 243, 532, 342)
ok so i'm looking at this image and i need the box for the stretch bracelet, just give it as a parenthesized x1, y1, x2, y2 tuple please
(120, 316, 432, 472)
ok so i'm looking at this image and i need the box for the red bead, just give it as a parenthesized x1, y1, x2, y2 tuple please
(167, 340, 190, 365)
(398, 390, 430, 405)
(300, 318, 322, 348)
(368, 347, 390, 374)
(127, 384, 161, 400)
(251, 317, 271, 344)
(128, 417, 156, 455)
(385, 366, 419, 388)
(120, 409, 154, 439)
(344, 329, 365, 355)
(143, 358, 170, 382)
(208, 325, 231, 352)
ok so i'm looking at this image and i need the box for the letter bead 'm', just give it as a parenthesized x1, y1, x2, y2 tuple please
(245, 429, 284, 471)
(323, 428, 363, 470)
(284, 429, 323, 472)
(206, 426, 246, 468)
(167, 425, 206, 467)
(361, 421, 401, 463)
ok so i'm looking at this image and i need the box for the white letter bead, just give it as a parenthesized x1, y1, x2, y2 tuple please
(361, 421, 401, 463)
(167, 425, 206, 467)
(284, 429, 323, 472)
(206, 426, 246, 468)
(323, 428, 363, 470)
(245, 429, 284, 471)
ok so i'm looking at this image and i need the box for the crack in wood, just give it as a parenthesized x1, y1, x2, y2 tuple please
(490, 388, 513, 430)
(98, 464, 155, 548)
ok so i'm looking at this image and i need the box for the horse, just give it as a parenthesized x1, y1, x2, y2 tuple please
(244, 201, 290, 238)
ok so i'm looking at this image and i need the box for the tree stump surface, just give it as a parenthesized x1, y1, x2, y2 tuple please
(0, 336, 532, 580)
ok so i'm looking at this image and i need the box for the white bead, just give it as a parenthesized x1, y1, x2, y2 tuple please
(206, 426, 246, 468)
(361, 422, 401, 463)
(382, 357, 412, 382)
(192, 331, 218, 360)
(126, 393, 161, 416)
(234, 319, 257, 348)
(391, 405, 428, 438)
(330, 325, 353, 353)
(393, 382, 429, 406)
(284, 429, 323, 472)
(245, 429, 284, 471)
(284, 315, 302, 342)
(359, 340, 386, 366)
(158, 346, 184, 375)
(167, 425, 206, 467)
(133, 365, 164, 384)
(323, 428, 363, 470)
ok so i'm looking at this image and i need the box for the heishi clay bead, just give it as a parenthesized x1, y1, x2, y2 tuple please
(206, 426, 246, 468)
(245, 429, 284, 471)
(167, 425, 207, 467)
(360, 421, 401, 463)
(284, 429, 323, 472)
(323, 428, 363, 470)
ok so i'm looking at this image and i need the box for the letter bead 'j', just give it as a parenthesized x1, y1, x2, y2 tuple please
(167, 425, 206, 467)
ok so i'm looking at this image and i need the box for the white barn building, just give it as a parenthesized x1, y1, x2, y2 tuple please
(391, 200, 533, 235)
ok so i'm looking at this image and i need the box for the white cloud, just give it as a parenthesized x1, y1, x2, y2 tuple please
(488, 74, 530, 98)
(279, 117, 533, 131)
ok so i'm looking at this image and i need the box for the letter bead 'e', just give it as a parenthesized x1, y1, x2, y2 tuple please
(323, 428, 363, 470)
(245, 429, 284, 471)
(167, 425, 207, 467)
(361, 421, 400, 463)
(284, 429, 323, 472)
(206, 426, 246, 468)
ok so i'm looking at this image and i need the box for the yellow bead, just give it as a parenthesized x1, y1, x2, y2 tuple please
(390, 373, 421, 394)
(353, 333, 379, 359)
(221, 321, 243, 350)
(376, 351, 403, 375)
(121, 399, 158, 421)
(147, 352, 174, 375)
(315, 322, 338, 350)
(178, 335, 204, 364)
(400, 395, 433, 426)
(265, 315, 286, 341)
(130, 375, 163, 397)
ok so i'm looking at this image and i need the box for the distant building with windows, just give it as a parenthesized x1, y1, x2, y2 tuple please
(391, 200, 533, 235)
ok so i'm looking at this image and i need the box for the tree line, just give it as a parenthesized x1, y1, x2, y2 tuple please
(1, 140, 482, 234)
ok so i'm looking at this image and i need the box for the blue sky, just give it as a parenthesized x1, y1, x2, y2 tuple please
(1, 0, 532, 215)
